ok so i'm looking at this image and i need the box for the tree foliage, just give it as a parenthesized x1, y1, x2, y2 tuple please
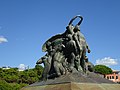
(0, 80, 13, 90)
(0, 65, 43, 90)
(0, 80, 28, 90)
(94, 65, 112, 74)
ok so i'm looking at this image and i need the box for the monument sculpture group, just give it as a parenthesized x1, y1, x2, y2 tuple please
(36, 15, 93, 80)
(21, 15, 120, 90)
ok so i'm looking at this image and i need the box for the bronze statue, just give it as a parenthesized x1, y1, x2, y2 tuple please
(36, 15, 92, 80)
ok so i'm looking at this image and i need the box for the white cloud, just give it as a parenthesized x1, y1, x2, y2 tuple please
(96, 57, 118, 66)
(18, 64, 26, 71)
(0, 36, 8, 43)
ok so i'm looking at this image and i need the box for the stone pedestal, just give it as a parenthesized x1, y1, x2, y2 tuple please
(21, 82, 120, 90)
(21, 72, 120, 90)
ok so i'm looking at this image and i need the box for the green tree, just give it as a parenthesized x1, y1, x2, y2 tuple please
(94, 65, 112, 74)
(18, 71, 29, 84)
(2, 68, 19, 83)
(0, 80, 28, 90)
(0, 80, 12, 90)
(26, 69, 39, 84)
(0, 65, 43, 89)
(0, 68, 5, 80)
(34, 65, 43, 79)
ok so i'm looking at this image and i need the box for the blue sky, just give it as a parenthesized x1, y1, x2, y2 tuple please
(0, 0, 120, 70)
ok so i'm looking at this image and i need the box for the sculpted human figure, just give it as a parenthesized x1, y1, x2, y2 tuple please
(67, 15, 91, 72)
(46, 38, 67, 77)
(84, 56, 94, 72)
(53, 50, 66, 76)
(46, 41, 55, 57)
(37, 41, 57, 80)
(73, 24, 91, 72)
(36, 54, 51, 81)
(64, 34, 77, 72)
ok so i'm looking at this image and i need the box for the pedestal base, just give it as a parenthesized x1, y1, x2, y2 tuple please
(21, 82, 120, 90)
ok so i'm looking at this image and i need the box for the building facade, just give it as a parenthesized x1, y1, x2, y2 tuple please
(105, 70, 120, 83)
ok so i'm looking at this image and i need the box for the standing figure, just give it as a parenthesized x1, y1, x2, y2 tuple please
(68, 15, 91, 72)
(36, 54, 51, 81)
(64, 34, 78, 72)
(73, 24, 91, 72)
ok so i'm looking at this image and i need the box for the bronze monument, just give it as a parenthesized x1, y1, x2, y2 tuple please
(36, 15, 93, 80)
(21, 15, 119, 90)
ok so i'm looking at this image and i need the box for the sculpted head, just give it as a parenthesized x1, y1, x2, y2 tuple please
(74, 25, 80, 32)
